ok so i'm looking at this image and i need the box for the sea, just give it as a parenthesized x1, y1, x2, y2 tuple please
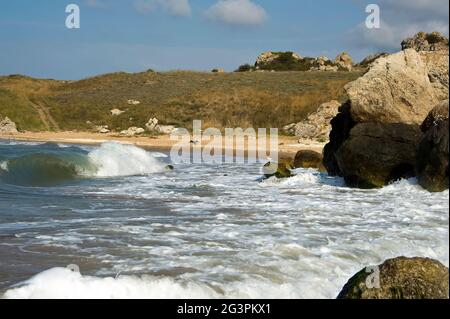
(0, 140, 448, 298)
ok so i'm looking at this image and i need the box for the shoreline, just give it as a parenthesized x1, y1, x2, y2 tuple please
(0, 131, 325, 160)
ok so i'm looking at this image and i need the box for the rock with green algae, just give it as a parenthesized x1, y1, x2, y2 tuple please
(262, 161, 293, 179)
(337, 257, 449, 299)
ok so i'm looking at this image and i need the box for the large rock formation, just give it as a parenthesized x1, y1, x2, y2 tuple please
(337, 257, 449, 299)
(0, 116, 18, 134)
(334, 52, 353, 71)
(323, 32, 449, 189)
(346, 49, 444, 124)
(416, 100, 449, 192)
(283, 100, 341, 140)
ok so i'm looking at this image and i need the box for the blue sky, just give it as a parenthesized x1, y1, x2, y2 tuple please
(0, 0, 448, 79)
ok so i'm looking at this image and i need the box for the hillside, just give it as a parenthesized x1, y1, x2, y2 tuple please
(0, 71, 362, 132)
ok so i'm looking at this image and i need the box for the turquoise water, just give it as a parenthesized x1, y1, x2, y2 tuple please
(0, 140, 448, 298)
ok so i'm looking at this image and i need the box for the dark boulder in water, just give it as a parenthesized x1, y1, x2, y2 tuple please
(416, 101, 449, 192)
(335, 122, 422, 188)
(323, 102, 355, 177)
(337, 257, 449, 299)
(293, 150, 326, 172)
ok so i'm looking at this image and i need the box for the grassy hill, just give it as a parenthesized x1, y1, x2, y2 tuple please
(0, 70, 362, 132)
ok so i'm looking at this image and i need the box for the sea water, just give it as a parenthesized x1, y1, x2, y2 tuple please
(0, 140, 448, 299)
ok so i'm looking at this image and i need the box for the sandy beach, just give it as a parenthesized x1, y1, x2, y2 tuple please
(0, 131, 325, 159)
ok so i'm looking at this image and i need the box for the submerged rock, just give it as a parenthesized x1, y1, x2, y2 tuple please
(337, 257, 449, 299)
(416, 101, 449, 192)
(263, 161, 292, 179)
(293, 150, 326, 172)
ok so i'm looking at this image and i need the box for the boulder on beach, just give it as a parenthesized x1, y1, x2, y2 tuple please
(293, 150, 326, 172)
(416, 100, 449, 192)
(0, 116, 18, 134)
(323, 32, 449, 189)
(95, 125, 110, 134)
(337, 257, 449, 299)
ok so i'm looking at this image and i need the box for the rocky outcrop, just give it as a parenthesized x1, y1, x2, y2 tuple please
(211, 68, 225, 73)
(255, 51, 302, 67)
(346, 49, 444, 124)
(334, 52, 353, 71)
(293, 150, 326, 172)
(120, 127, 145, 136)
(283, 100, 341, 140)
(401, 32, 449, 52)
(337, 257, 449, 299)
(324, 32, 449, 189)
(336, 123, 422, 188)
(416, 101, 449, 192)
(0, 116, 18, 134)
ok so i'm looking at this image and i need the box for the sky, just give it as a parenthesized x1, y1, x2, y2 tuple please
(0, 0, 448, 79)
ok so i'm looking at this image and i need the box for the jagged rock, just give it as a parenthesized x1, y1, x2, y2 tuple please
(346, 49, 445, 124)
(283, 100, 341, 140)
(401, 32, 449, 52)
(120, 127, 145, 136)
(334, 52, 353, 71)
(335, 122, 422, 188)
(293, 150, 326, 172)
(95, 125, 110, 134)
(263, 161, 293, 179)
(110, 109, 125, 116)
(337, 257, 449, 299)
(0, 116, 18, 134)
(356, 53, 388, 68)
(416, 100, 449, 192)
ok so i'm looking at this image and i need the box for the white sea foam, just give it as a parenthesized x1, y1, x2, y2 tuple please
(87, 142, 167, 177)
(1, 144, 448, 299)
(0, 161, 8, 172)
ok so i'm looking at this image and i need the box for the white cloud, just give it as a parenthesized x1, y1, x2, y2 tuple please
(347, 0, 449, 52)
(134, 0, 192, 17)
(205, 0, 268, 27)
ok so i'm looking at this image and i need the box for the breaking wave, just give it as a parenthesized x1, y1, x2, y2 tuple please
(0, 142, 167, 186)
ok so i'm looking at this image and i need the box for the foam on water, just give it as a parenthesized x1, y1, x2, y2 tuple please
(0, 142, 448, 299)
